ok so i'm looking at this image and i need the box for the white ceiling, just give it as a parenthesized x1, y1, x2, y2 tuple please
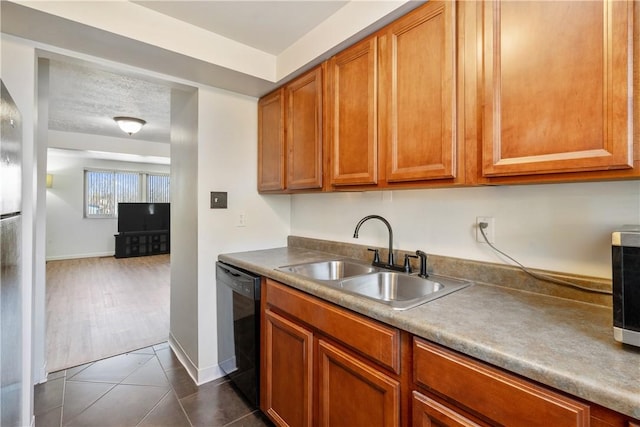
(132, 1, 348, 55)
(2, 1, 419, 148)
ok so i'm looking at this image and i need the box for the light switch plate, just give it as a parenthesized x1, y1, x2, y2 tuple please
(210, 192, 228, 209)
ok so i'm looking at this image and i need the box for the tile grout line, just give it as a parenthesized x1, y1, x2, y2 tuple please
(154, 344, 195, 427)
(153, 343, 254, 426)
(57, 372, 66, 427)
(59, 380, 118, 426)
(56, 352, 156, 426)
(221, 410, 263, 427)
(134, 389, 173, 427)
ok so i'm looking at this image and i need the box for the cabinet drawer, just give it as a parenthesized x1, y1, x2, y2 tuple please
(412, 391, 484, 427)
(413, 338, 589, 427)
(265, 279, 400, 373)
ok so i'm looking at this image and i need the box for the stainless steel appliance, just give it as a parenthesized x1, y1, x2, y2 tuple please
(216, 261, 261, 407)
(612, 226, 640, 347)
(1, 80, 23, 427)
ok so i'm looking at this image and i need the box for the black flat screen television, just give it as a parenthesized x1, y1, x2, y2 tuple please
(118, 202, 170, 233)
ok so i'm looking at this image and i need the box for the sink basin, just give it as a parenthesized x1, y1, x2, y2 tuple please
(277, 260, 471, 310)
(278, 260, 377, 281)
(339, 272, 470, 310)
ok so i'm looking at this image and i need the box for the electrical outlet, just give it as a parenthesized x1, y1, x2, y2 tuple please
(237, 212, 246, 227)
(476, 216, 495, 243)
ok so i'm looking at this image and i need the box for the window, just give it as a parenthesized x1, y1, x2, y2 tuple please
(84, 169, 169, 218)
(147, 174, 170, 202)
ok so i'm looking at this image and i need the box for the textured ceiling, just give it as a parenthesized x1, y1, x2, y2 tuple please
(48, 59, 172, 143)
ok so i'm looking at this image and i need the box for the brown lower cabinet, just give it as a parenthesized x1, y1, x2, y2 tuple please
(412, 338, 590, 427)
(263, 308, 313, 427)
(261, 279, 405, 427)
(412, 391, 484, 427)
(260, 279, 639, 427)
(317, 339, 400, 427)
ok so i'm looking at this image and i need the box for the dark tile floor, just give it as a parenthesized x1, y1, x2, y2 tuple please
(34, 342, 272, 427)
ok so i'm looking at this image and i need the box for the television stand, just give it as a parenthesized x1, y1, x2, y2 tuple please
(114, 230, 170, 258)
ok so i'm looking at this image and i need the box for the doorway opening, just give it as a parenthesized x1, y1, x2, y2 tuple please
(37, 53, 190, 373)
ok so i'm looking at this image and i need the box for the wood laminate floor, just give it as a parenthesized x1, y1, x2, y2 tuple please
(46, 255, 170, 372)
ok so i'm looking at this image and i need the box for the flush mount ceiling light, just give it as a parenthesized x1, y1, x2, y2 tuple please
(113, 116, 146, 135)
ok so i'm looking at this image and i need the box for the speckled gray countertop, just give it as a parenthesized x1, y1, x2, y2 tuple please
(218, 247, 640, 420)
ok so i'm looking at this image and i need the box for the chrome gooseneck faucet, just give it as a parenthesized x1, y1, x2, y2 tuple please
(353, 215, 402, 270)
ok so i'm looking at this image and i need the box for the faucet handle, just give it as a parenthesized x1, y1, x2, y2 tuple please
(367, 248, 380, 264)
(403, 254, 418, 273)
(415, 250, 429, 278)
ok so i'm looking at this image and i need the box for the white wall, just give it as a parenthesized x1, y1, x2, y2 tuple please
(46, 148, 170, 260)
(196, 86, 290, 382)
(169, 86, 201, 378)
(168, 84, 292, 385)
(290, 181, 640, 279)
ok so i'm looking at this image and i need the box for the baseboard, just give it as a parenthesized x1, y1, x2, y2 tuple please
(168, 333, 225, 386)
(197, 362, 226, 385)
(35, 360, 47, 385)
(46, 251, 114, 261)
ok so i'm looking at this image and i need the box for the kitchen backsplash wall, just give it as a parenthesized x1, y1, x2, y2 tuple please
(287, 235, 612, 307)
(289, 180, 640, 280)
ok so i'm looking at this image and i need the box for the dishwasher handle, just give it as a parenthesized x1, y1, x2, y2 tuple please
(216, 262, 260, 299)
(219, 265, 242, 278)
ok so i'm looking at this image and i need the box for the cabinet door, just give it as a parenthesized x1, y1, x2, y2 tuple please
(379, 0, 457, 183)
(317, 339, 400, 427)
(481, 0, 633, 177)
(412, 391, 483, 427)
(262, 309, 313, 427)
(286, 67, 323, 190)
(258, 89, 285, 192)
(329, 36, 378, 186)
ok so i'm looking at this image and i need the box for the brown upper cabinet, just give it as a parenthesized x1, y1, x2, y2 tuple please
(258, 66, 324, 193)
(257, 88, 285, 192)
(328, 0, 460, 189)
(286, 67, 324, 190)
(328, 36, 379, 186)
(259, 0, 639, 193)
(378, 0, 458, 185)
(473, 0, 637, 183)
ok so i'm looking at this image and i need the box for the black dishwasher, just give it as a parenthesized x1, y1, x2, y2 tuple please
(216, 261, 261, 407)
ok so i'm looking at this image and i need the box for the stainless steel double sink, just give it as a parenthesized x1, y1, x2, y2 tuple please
(277, 259, 471, 310)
